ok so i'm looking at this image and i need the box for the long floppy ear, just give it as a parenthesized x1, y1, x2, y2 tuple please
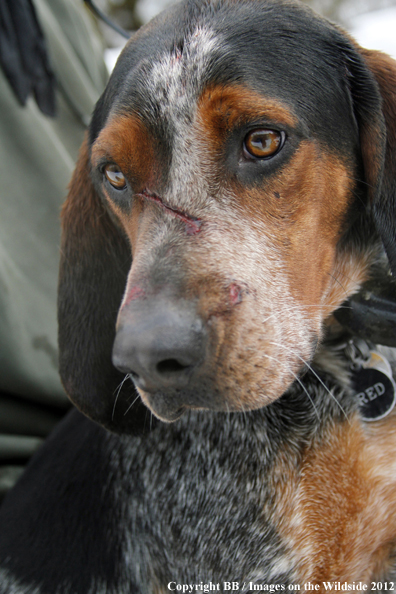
(346, 46, 396, 276)
(58, 135, 152, 434)
(362, 49, 396, 275)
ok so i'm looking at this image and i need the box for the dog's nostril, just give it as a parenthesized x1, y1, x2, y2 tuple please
(156, 358, 190, 375)
(113, 301, 207, 392)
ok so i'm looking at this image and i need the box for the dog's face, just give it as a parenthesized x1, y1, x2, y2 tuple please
(59, 0, 396, 430)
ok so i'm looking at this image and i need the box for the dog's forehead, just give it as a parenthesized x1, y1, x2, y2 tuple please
(115, 13, 297, 120)
(95, 0, 359, 154)
(133, 24, 221, 125)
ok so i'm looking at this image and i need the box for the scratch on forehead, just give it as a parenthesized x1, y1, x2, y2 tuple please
(148, 26, 222, 118)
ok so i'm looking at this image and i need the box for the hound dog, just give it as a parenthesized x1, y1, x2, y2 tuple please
(1, 0, 396, 591)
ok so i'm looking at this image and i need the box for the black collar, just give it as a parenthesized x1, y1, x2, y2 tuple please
(334, 273, 396, 348)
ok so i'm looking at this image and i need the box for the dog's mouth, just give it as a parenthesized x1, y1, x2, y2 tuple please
(114, 342, 317, 424)
(111, 268, 320, 425)
(137, 388, 188, 422)
(135, 380, 282, 423)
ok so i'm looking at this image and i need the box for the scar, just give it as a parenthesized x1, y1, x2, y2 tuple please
(137, 190, 202, 235)
(122, 285, 146, 308)
(229, 282, 243, 306)
(207, 282, 245, 321)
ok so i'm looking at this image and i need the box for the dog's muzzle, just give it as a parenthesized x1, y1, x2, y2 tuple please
(112, 295, 207, 419)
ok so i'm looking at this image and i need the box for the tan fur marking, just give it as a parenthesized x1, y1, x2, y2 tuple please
(227, 141, 366, 329)
(198, 84, 297, 147)
(91, 114, 163, 251)
(321, 248, 374, 319)
(277, 148, 366, 314)
(91, 114, 157, 193)
(275, 412, 396, 582)
(197, 85, 368, 328)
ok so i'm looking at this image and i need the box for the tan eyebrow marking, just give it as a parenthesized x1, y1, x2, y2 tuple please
(197, 83, 297, 138)
(91, 114, 156, 189)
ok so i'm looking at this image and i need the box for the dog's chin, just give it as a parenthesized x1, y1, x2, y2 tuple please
(137, 389, 188, 423)
(137, 386, 279, 423)
(152, 406, 187, 423)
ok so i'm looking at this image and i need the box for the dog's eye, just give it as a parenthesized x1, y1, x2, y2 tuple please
(104, 164, 126, 190)
(244, 129, 283, 159)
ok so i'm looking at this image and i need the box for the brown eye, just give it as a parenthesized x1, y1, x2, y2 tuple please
(104, 164, 126, 189)
(244, 129, 283, 159)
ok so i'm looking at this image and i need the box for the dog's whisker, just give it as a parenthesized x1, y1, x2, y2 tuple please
(293, 375, 321, 422)
(345, 174, 374, 189)
(269, 341, 351, 424)
(123, 393, 142, 417)
(325, 271, 350, 301)
(262, 352, 321, 422)
(112, 374, 130, 421)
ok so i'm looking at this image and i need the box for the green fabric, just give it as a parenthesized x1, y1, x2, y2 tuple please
(0, 0, 108, 493)
(0, 0, 107, 407)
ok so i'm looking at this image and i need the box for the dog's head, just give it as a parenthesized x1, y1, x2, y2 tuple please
(58, 0, 396, 431)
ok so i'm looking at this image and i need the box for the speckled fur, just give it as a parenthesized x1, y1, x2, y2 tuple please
(1, 0, 396, 591)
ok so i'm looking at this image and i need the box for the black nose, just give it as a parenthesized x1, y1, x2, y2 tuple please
(112, 298, 206, 393)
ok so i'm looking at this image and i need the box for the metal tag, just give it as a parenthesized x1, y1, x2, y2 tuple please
(352, 351, 396, 422)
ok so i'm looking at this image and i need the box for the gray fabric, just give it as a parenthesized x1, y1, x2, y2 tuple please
(0, 0, 107, 407)
(0, 0, 108, 491)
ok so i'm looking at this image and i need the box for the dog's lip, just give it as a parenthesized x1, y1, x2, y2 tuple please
(148, 403, 186, 423)
(137, 389, 187, 422)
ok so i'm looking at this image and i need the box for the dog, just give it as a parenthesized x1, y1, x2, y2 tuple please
(0, 0, 396, 590)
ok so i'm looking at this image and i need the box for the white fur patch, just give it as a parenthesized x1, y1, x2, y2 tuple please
(145, 26, 223, 213)
(148, 25, 220, 121)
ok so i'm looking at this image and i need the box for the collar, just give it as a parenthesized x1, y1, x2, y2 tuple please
(334, 274, 396, 348)
(333, 336, 396, 422)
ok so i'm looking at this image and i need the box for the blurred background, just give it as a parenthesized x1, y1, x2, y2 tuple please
(98, 0, 396, 70)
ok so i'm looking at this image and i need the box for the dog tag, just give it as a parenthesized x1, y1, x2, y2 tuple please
(351, 351, 396, 422)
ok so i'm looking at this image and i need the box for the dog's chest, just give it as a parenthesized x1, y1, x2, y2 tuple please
(111, 411, 298, 588)
(107, 404, 396, 590)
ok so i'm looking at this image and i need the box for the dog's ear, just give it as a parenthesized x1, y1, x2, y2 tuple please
(347, 46, 396, 276)
(58, 135, 151, 434)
